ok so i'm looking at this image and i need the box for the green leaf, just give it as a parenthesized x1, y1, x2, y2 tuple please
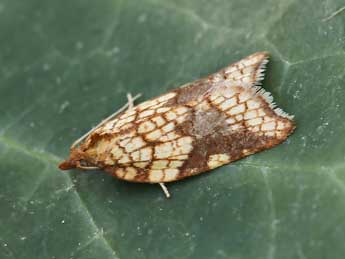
(1, 0, 345, 258)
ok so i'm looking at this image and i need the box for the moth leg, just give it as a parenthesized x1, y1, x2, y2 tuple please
(75, 161, 99, 170)
(71, 93, 141, 148)
(127, 93, 134, 110)
(77, 165, 99, 170)
(159, 183, 171, 198)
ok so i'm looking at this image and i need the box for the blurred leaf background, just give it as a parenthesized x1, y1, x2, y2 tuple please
(1, 0, 345, 258)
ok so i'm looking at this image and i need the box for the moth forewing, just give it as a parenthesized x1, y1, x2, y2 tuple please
(59, 52, 295, 194)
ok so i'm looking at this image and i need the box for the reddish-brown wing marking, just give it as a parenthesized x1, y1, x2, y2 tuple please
(59, 52, 295, 184)
(79, 102, 195, 183)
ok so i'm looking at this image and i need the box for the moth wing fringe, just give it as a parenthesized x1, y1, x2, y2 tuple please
(251, 54, 294, 120)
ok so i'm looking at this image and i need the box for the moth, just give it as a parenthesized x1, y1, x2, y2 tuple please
(59, 52, 295, 197)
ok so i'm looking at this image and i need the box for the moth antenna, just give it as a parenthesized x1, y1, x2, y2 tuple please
(71, 93, 141, 148)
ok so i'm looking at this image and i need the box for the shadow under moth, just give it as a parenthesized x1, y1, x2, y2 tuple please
(59, 52, 295, 198)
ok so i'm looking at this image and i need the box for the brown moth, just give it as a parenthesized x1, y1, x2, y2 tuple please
(59, 52, 295, 197)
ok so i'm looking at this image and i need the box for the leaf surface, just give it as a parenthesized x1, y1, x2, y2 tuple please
(1, 0, 345, 258)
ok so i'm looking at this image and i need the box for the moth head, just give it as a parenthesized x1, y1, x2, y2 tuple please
(58, 147, 94, 170)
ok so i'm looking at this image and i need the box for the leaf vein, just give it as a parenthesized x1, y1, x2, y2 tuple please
(0, 135, 120, 259)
